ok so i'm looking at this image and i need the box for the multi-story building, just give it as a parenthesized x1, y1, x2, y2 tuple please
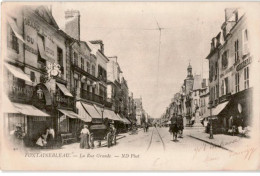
(199, 79, 210, 126)
(107, 56, 122, 113)
(64, 10, 117, 124)
(205, 8, 253, 133)
(3, 6, 78, 146)
(134, 97, 143, 126)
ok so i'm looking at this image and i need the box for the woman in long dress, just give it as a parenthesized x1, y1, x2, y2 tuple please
(80, 125, 90, 149)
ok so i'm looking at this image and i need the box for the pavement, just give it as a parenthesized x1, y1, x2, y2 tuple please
(186, 127, 252, 152)
(17, 127, 259, 170)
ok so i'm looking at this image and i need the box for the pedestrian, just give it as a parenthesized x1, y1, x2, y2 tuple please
(80, 125, 90, 149)
(11, 125, 25, 149)
(47, 127, 55, 149)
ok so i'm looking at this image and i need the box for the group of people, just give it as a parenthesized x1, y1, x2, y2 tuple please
(36, 127, 55, 148)
(169, 116, 184, 141)
(79, 123, 117, 149)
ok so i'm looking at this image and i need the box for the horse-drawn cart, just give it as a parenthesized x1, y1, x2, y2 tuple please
(89, 119, 116, 148)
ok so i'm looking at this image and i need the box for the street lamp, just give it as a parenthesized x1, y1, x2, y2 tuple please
(209, 101, 214, 139)
(101, 104, 105, 122)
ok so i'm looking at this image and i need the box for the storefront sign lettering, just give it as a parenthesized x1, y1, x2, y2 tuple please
(236, 57, 252, 71)
(24, 18, 54, 43)
(45, 47, 55, 56)
(25, 44, 38, 55)
(26, 35, 34, 44)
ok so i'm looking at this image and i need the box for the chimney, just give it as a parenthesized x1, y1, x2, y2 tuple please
(65, 10, 80, 41)
(225, 8, 236, 22)
(90, 40, 104, 54)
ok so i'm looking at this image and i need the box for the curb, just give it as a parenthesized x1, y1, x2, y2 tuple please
(188, 135, 234, 153)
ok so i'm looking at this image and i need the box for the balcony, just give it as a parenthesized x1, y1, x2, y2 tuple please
(219, 93, 231, 103)
(71, 62, 99, 81)
(81, 89, 112, 108)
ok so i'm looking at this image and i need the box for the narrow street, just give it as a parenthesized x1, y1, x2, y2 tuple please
(32, 127, 238, 170)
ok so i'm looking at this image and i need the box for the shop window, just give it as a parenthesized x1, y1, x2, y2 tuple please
(222, 50, 228, 69)
(235, 73, 240, 93)
(235, 40, 239, 63)
(59, 115, 69, 133)
(244, 67, 249, 89)
(8, 113, 26, 135)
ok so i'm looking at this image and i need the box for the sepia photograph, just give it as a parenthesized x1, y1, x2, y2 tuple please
(0, 1, 260, 171)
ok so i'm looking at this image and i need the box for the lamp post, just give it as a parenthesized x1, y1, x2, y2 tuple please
(101, 104, 105, 122)
(209, 101, 214, 139)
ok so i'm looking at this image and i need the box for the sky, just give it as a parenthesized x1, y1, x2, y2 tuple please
(51, 2, 246, 119)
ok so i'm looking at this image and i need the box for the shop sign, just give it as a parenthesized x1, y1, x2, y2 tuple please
(236, 57, 252, 71)
(238, 103, 242, 114)
(8, 84, 34, 101)
(24, 18, 54, 43)
(55, 95, 73, 108)
(33, 117, 47, 121)
(25, 44, 38, 55)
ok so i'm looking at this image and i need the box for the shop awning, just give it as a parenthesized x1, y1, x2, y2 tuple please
(12, 103, 50, 116)
(4, 63, 32, 83)
(117, 114, 131, 124)
(212, 101, 229, 116)
(37, 36, 55, 63)
(7, 16, 25, 43)
(108, 110, 123, 122)
(81, 102, 102, 119)
(56, 83, 73, 97)
(2, 94, 19, 113)
(58, 109, 80, 119)
(75, 101, 92, 122)
(103, 109, 113, 121)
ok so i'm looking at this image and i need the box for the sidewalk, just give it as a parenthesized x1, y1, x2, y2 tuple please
(186, 127, 251, 152)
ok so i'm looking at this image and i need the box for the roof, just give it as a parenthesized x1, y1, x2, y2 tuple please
(193, 74, 202, 90)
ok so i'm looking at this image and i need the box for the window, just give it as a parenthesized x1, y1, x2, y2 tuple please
(222, 50, 228, 69)
(9, 29, 19, 53)
(242, 29, 249, 56)
(87, 62, 90, 73)
(209, 65, 213, 82)
(57, 47, 63, 74)
(235, 40, 239, 63)
(224, 77, 229, 94)
(215, 62, 218, 80)
(81, 57, 84, 70)
(244, 67, 249, 89)
(221, 80, 224, 96)
(235, 73, 240, 93)
(30, 71, 35, 82)
(194, 99, 197, 105)
(92, 65, 95, 76)
(74, 52, 78, 66)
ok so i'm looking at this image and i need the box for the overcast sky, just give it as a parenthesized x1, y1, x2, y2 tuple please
(52, 2, 249, 119)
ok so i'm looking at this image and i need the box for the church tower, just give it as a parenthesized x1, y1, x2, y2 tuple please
(184, 63, 194, 94)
